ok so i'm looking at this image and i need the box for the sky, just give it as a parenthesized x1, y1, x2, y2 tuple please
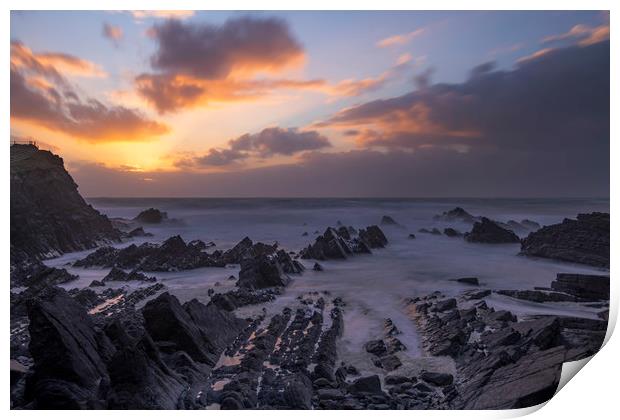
(10, 10, 610, 197)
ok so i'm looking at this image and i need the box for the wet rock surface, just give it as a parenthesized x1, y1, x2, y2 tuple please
(407, 289, 607, 409)
(464, 217, 520, 244)
(300, 225, 387, 260)
(433, 207, 479, 224)
(73, 235, 284, 272)
(9, 187, 609, 410)
(134, 208, 168, 224)
(520, 212, 609, 267)
(551, 273, 609, 300)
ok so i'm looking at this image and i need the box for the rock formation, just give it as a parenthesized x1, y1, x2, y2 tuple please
(433, 207, 478, 224)
(11, 144, 120, 266)
(134, 208, 168, 224)
(520, 213, 609, 267)
(464, 217, 520, 243)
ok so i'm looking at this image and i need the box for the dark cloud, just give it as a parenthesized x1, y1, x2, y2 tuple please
(149, 17, 304, 79)
(193, 148, 246, 167)
(179, 127, 331, 167)
(136, 16, 406, 113)
(70, 40, 608, 198)
(10, 41, 169, 142)
(135, 17, 307, 113)
(229, 127, 331, 157)
(319, 40, 609, 155)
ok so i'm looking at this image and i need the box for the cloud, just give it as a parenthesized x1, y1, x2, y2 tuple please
(376, 28, 425, 48)
(317, 39, 609, 158)
(66, 34, 608, 198)
(149, 17, 304, 79)
(11, 41, 106, 80)
(102, 23, 123, 46)
(10, 40, 168, 142)
(542, 23, 610, 46)
(136, 16, 411, 113)
(130, 10, 195, 20)
(516, 47, 555, 63)
(177, 127, 331, 168)
(135, 73, 327, 113)
(135, 16, 309, 112)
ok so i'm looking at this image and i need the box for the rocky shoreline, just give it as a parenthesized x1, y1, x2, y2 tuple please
(10, 211, 609, 409)
(9, 145, 610, 410)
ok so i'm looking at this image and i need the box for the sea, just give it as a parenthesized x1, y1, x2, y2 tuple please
(45, 197, 609, 374)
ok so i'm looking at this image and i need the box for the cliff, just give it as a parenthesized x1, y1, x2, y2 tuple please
(10, 144, 120, 265)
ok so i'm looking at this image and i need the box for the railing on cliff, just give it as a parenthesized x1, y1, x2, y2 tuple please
(10, 136, 39, 148)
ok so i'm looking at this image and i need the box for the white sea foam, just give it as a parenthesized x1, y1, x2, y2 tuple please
(45, 198, 609, 365)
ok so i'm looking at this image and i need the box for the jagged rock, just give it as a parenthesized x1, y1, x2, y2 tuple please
(433, 298, 457, 312)
(385, 375, 412, 385)
(103, 321, 186, 409)
(358, 225, 388, 248)
(282, 375, 312, 409)
(103, 267, 129, 282)
(25, 287, 111, 408)
(550, 273, 609, 300)
(381, 215, 398, 225)
(75, 236, 226, 271)
(409, 290, 608, 410)
(420, 372, 453, 387)
(210, 288, 278, 311)
(452, 277, 479, 286)
(443, 228, 463, 237)
(126, 227, 152, 238)
(275, 249, 305, 274)
(520, 213, 609, 267)
(434, 207, 478, 224)
(222, 237, 277, 265)
(10, 263, 80, 320)
(11, 261, 78, 288)
(313, 262, 324, 271)
(89, 280, 106, 288)
(408, 233, 416, 239)
(236, 255, 291, 290)
(142, 292, 245, 367)
(348, 375, 383, 394)
(521, 219, 541, 230)
(465, 217, 520, 243)
(496, 289, 579, 303)
(317, 388, 344, 400)
(365, 340, 387, 356)
(300, 228, 349, 260)
(11, 144, 120, 266)
(374, 354, 402, 371)
(134, 208, 168, 224)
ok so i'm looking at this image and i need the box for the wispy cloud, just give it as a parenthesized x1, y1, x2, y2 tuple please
(516, 47, 555, 64)
(542, 23, 609, 47)
(102, 23, 123, 47)
(376, 28, 425, 48)
(130, 10, 195, 20)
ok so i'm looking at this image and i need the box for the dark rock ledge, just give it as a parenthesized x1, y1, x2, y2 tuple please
(406, 290, 607, 409)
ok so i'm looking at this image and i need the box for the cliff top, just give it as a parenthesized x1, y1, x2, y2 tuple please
(10, 144, 64, 175)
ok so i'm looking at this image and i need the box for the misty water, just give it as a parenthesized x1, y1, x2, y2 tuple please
(45, 197, 609, 375)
